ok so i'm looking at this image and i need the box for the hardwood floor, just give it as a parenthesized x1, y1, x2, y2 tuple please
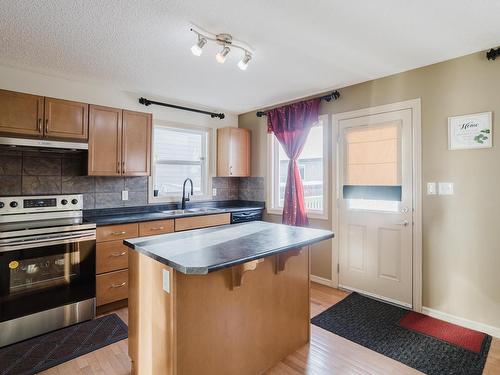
(40, 283, 500, 375)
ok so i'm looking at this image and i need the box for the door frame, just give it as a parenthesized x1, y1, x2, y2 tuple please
(331, 98, 422, 312)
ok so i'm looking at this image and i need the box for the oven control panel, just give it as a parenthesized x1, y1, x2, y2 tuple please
(0, 195, 83, 214)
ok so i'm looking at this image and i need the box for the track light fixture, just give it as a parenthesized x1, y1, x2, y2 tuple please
(216, 46, 230, 64)
(190, 27, 254, 70)
(191, 36, 207, 56)
(238, 52, 252, 71)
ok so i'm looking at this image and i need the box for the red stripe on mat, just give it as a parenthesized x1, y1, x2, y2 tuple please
(399, 311, 486, 353)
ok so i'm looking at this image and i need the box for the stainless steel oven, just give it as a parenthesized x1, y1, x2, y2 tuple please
(0, 194, 96, 347)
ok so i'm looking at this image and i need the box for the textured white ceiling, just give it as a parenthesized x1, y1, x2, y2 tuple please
(1, 0, 500, 114)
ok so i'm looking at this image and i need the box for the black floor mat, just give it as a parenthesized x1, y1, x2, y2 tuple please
(311, 293, 491, 375)
(0, 313, 127, 375)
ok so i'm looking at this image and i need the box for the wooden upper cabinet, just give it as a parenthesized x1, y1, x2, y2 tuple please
(88, 105, 122, 176)
(217, 127, 250, 177)
(122, 110, 151, 176)
(44, 97, 88, 140)
(0, 89, 44, 136)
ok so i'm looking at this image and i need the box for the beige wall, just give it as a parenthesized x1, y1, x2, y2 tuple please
(239, 51, 500, 329)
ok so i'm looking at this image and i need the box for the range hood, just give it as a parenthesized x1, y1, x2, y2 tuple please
(0, 136, 88, 151)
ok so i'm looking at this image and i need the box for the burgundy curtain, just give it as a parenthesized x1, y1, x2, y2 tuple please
(267, 98, 321, 226)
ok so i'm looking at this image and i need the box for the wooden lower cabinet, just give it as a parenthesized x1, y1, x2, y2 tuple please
(95, 220, 174, 307)
(174, 213, 230, 232)
(96, 270, 129, 306)
(95, 215, 236, 307)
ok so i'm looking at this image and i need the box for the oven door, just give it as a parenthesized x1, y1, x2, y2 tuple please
(0, 230, 96, 323)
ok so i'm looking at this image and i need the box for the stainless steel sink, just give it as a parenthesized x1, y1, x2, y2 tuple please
(160, 209, 186, 215)
(185, 207, 224, 213)
(160, 207, 224, 215)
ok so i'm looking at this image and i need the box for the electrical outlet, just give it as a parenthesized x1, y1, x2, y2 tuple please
(122, 190, 129, 201)
(212, 188, 217, 196)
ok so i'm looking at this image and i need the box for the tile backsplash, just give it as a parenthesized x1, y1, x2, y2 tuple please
(0, 147, 265, 209)
(0, 148, 148, 209)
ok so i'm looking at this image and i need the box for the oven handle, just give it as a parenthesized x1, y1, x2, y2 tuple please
(0, 233, 96, 252)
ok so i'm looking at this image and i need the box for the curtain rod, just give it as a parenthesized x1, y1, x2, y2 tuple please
(256, 90, 340, 117)
(138, 97, 225, 119)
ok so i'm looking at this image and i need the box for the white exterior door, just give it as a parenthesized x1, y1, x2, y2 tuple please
(338, 108, 413, 308)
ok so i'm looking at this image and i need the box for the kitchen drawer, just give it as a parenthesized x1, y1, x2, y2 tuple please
(96, 240, 128, 274)
(175, 213, 230, 232)
(139, 219, 174, 237)
(96, 223, 138, 242)
(96, 269, 128, 306)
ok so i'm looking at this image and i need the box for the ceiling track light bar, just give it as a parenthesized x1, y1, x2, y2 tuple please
(190, 27, 254, 70)
(256, 90, 341, 117)
(486, 47, 500, 61)
(138, 97, 225, 120)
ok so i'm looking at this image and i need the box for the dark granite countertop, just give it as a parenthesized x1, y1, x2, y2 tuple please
(83, 201, 264, 226)
(124, 221, 334, 274)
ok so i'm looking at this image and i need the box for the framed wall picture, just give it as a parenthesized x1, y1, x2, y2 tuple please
(448, 111, 492, 150)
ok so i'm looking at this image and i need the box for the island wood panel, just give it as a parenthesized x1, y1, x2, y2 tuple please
(96, 269, 129, 306)
(96, 223, 139, 242)
(96, 240, 129, 274)
(128, 247, 310, 375)
(43, 97, 88, 140)
(128, 250, 176, 375)
(88, 105, 123, 176)
(138, 219, 174, 237)
(122, 110, 151, 176)
(174, 212, 230, 232)
(0, 89, 44, 136)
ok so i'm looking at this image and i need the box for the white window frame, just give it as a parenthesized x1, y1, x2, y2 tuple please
(148, 122, 214, 203)
(267, 114, 329, 220)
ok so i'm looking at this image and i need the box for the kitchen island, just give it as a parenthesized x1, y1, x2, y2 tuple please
(124, 221, 334, 375)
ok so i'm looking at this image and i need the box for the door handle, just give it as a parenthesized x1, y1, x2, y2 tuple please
(45, 118, 49, 133)
(396, 220, 410, 227)
(38, 118, 42, 132)
(110, 282, 127, 288)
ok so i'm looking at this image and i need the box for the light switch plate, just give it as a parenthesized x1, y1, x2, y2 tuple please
(122, 190, 128, 200)
(438, 182, 454, 195)
(427, 182, 437, 195)
(162, 269, 170, 293)
(212, 188, 217, 196)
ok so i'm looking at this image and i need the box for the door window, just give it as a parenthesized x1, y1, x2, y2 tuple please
(343, 122, 401, 211)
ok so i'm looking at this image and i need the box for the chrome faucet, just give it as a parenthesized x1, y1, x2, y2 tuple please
(181, 178, 194, 209)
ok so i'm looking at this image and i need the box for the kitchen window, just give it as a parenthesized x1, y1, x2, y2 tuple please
(267, 115, 328, 219)
(150, 125, 210, 202)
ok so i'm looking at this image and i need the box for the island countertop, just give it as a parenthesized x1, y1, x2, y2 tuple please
(124, 221, 334, 274)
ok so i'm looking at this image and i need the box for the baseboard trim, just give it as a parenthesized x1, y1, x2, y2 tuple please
(422, 306, 500, 338)
(310, 275, 336, 287)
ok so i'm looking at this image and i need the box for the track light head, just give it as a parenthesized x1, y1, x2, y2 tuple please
(191, 36, 207, 56)
(216, 46, 230, 64)
(238, 52, 252, 70)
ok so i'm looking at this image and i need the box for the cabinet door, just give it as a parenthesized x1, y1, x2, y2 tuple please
(88, 105, 122, 176)
(0, 89, 44, 136)
(122, 110, 151, 176)
(44, 97, 88, 140)
(229, 128, 250, 176)
(217, 127, 231, 176)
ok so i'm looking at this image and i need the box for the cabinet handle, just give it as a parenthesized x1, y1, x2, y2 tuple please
(110, 251, 127, 257)
(230, 165, 233, 176)
(111, 231, 127, 236)
(122, 161, 125, 174)
(45, 119, 49, 133)
(38, 118, 42, 132)
(150, 226, 165, 231)
(117, 161, 120, 174)
(110, 281, 127, 288)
